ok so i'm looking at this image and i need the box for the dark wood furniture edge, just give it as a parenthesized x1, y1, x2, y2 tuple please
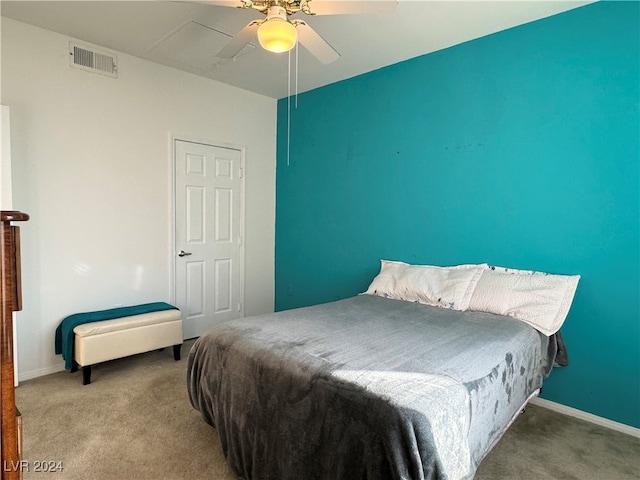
(1, 210, 29, 480)
(0, 212, 29, 223)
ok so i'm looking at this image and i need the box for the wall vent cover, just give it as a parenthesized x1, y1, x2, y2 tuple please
(69, 42, 118, 78)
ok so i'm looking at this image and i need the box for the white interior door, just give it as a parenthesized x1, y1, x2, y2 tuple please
(174, 139, 244, 339)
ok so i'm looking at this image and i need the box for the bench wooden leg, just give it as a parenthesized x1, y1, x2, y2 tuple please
(82, 366, 92, 385)
(70, 360, 79, 373)
(173, 344, 181, 361)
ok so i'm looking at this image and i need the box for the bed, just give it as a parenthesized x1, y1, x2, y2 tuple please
(187, 262, 577, 480)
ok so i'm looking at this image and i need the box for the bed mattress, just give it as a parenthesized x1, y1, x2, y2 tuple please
(187, 295, 558, 480)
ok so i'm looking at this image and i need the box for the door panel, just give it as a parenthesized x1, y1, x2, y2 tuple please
(174, 140, 243, 339)
(214, 258, 232, 313)
(186, 185, 205, 243)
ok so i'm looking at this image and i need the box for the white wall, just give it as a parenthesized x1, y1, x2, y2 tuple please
(0, 105, 11, 208)
(1, 18, 277, 380)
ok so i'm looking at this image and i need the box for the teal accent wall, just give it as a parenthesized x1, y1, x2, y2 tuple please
(275, 2, 640, 427)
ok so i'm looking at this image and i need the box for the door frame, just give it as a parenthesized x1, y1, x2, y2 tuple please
(170, 134, 246, 335)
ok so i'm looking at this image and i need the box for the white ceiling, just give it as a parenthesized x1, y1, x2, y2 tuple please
(1, 0, 592, 99)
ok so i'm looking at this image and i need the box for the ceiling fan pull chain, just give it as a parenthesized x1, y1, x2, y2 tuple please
(287, 48, 291, 167)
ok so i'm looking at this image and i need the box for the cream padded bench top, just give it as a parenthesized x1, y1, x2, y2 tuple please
(72, 308, 183, 385)
(73, 309, 182, 337)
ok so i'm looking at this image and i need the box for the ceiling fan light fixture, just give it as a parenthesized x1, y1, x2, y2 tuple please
(257, 7, 297, 53)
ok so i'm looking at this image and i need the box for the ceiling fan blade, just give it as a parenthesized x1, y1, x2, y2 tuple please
(295, 22, 340, 64)
(215, 21, 260, 58)
(180, 0, 248, 7)
(302, 0, 398, 16)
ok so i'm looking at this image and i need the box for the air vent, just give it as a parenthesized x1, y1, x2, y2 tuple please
(69, 42, 118, 78)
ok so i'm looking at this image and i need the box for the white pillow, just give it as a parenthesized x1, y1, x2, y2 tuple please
(363, 260, 408, 299)
(364, 260, 486, 311)
(468, 269, 580, 335)
(485, 265, 539, 275)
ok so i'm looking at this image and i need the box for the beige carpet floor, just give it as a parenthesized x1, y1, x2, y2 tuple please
(15, 340, 640, 480)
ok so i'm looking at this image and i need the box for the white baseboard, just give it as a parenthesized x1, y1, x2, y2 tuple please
(530, 397, 640, 438)
(18, 365, 65, 383)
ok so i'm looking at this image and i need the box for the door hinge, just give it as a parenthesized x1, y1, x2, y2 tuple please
(239, 167, 243, 178)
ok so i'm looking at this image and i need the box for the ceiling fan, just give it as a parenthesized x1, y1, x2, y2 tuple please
(198, 0, 398, 64)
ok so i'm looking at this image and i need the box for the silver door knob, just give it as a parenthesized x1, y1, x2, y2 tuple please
(178, 250, 192, 257)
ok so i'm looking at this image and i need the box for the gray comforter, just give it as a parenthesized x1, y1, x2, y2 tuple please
(187, 295, 559, 480)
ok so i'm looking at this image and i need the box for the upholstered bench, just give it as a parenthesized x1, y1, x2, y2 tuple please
(56, 304, 183, 385)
